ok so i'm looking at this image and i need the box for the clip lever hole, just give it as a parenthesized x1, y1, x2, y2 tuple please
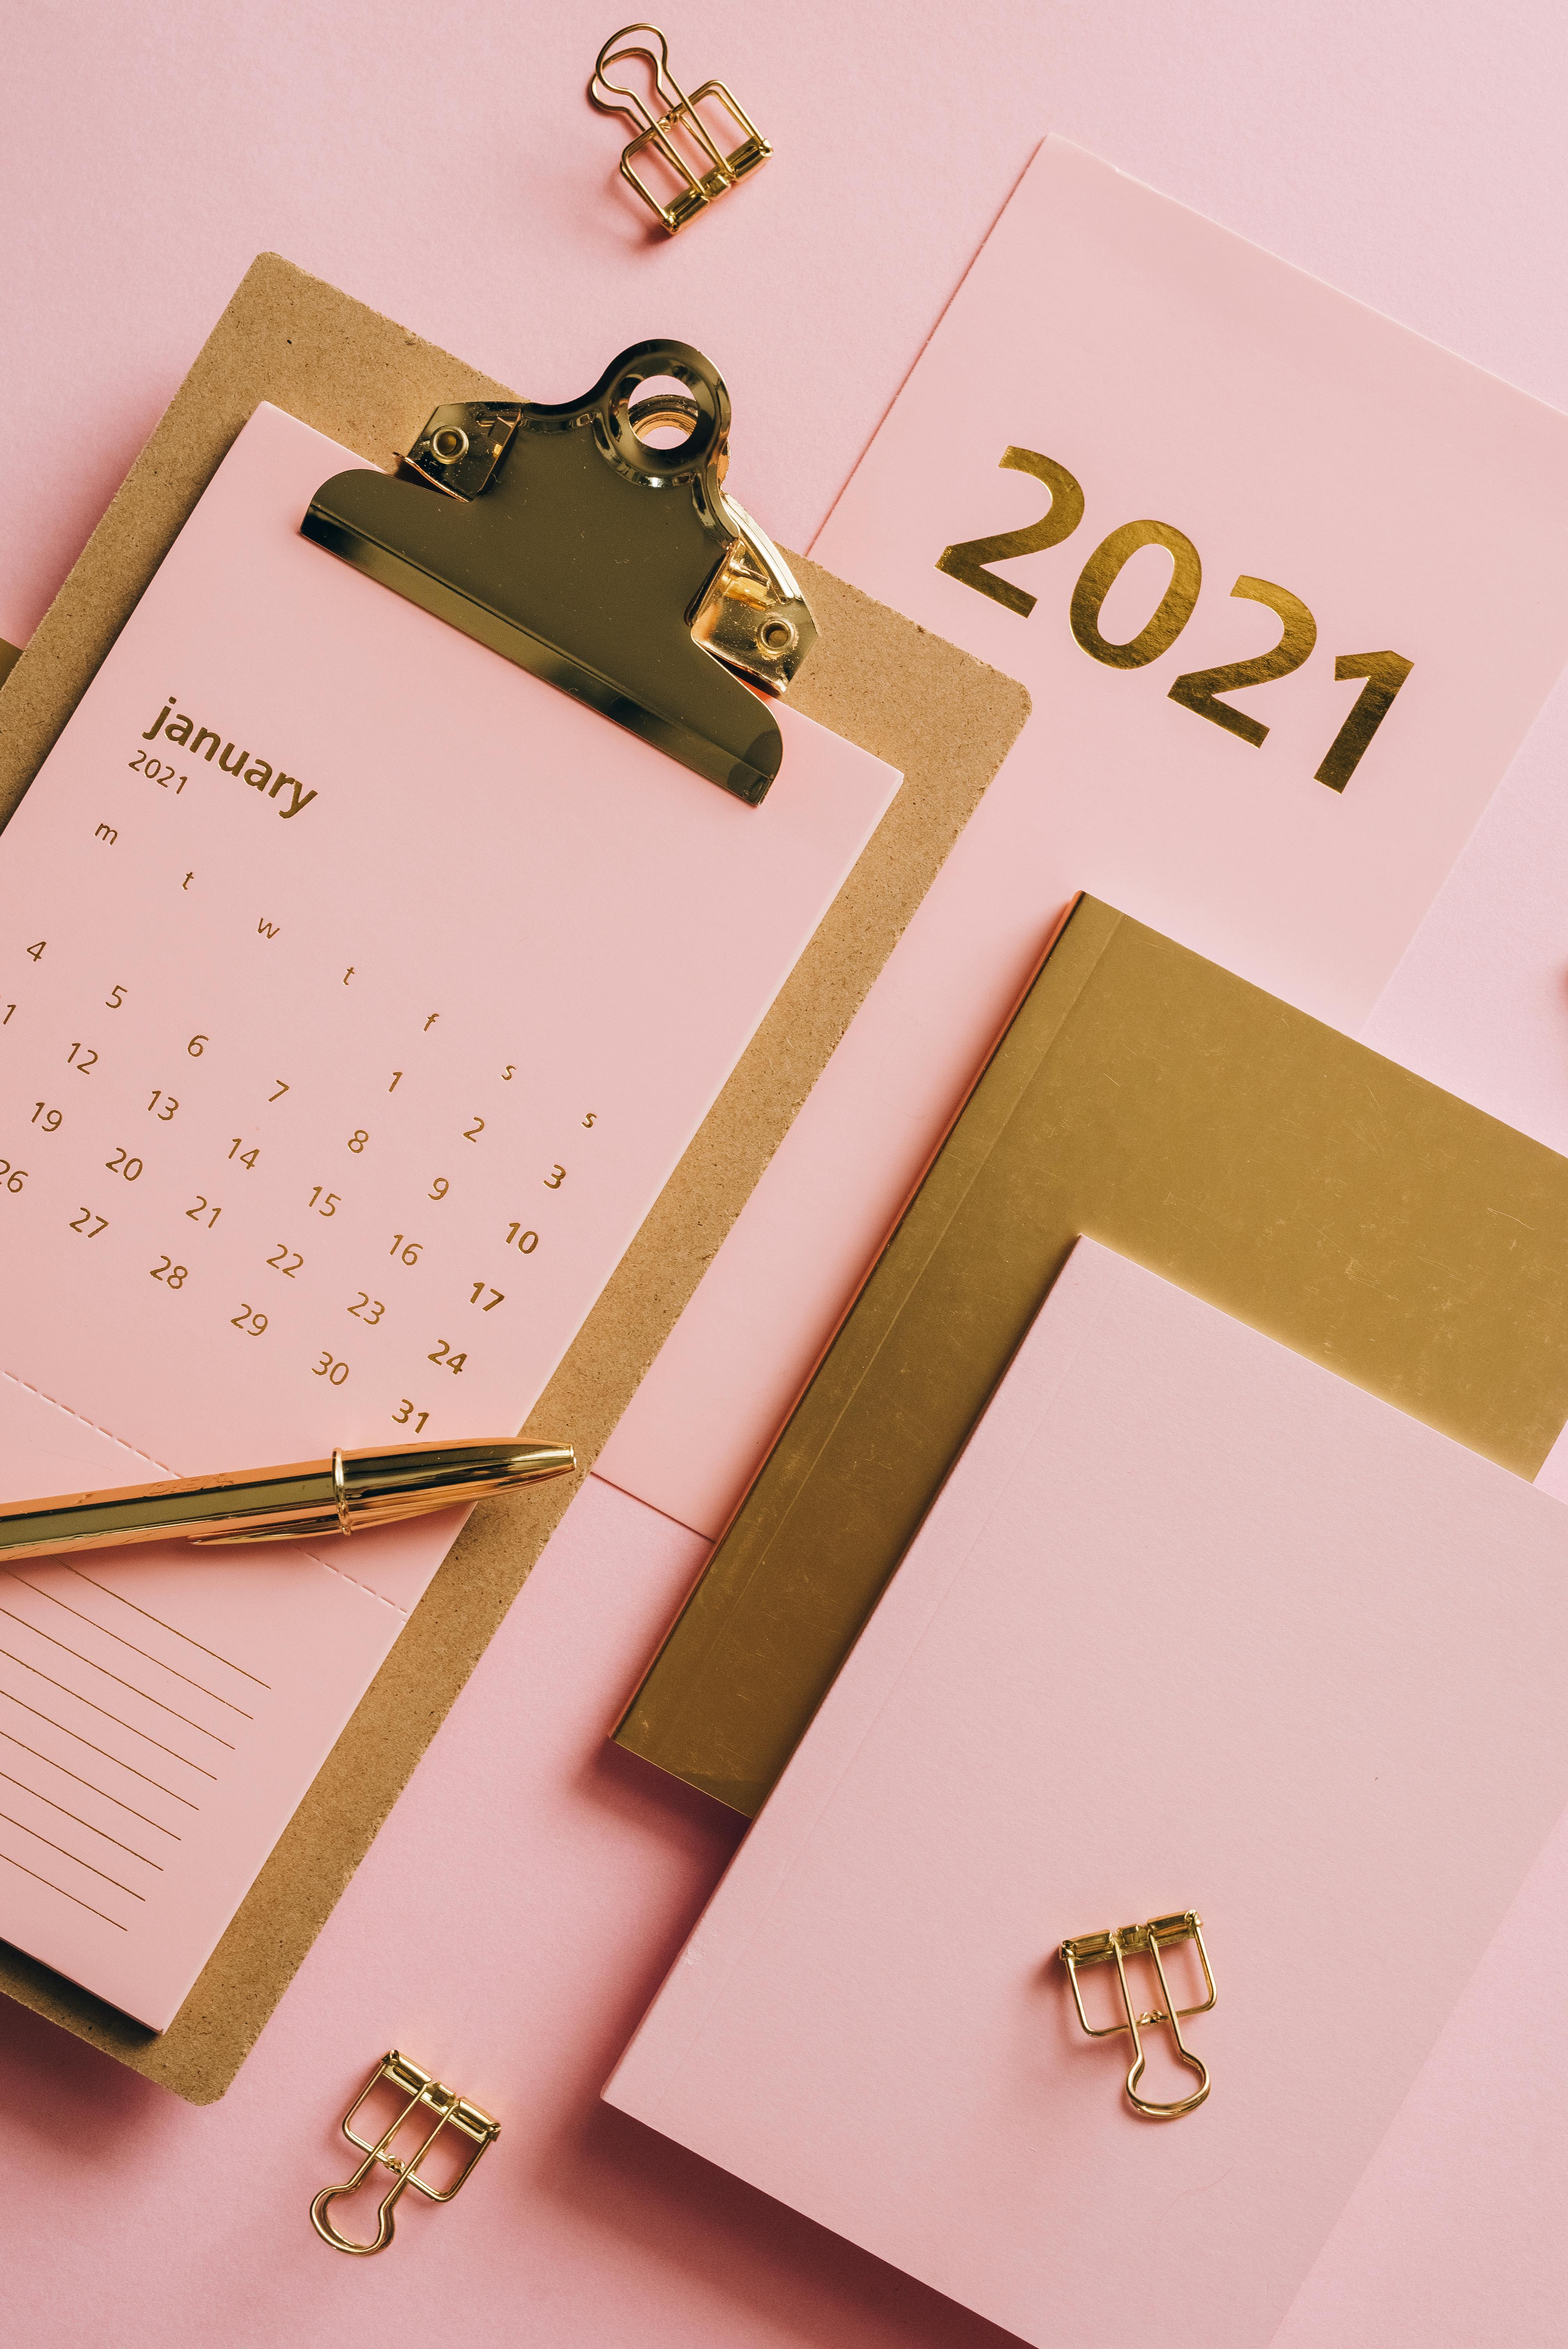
(626, 376, 700, 451)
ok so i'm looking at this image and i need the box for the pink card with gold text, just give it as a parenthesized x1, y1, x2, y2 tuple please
(600, 134, 1568, 1541)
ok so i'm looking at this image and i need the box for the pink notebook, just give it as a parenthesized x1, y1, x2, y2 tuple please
(605, 1240, 1568, 2349)
(599, 132, 1568, 1543)
(0, 403, 900, 2029)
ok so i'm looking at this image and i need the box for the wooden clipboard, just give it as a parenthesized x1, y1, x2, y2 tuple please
(0, 254, 1030, 2099)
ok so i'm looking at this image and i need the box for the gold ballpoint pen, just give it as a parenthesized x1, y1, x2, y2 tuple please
(0, 1437, 576, 1564)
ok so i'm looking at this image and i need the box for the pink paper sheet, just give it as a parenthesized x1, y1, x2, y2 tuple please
(816, 135, 1568, 1034)
(0, 403, 900, 2027)
(599, 133, 1568, 1543)
(606, 1240, 1568, 2349)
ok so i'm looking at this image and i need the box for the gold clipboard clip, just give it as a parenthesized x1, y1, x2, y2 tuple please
(590, 24, 770, 235)
(302, 340, 815, 808)
(309, 2051, 500, 2255)
(1059, 1911, 1215, 2120)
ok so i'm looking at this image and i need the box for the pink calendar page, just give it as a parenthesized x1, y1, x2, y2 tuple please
(0, 403, 900, 2030)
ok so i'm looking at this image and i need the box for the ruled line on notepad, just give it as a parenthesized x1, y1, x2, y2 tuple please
(0, 1652, 217, 1779)
(0, 1847, 127, 1929)
(0, 1724, 182, 1837)
(62, 1565, 271, 1690)
(0, 1606, 237, 1748)
(0, 1807, 146, 1900)
(0, 1690, 199, 1808)
(0, 1768, 164, 1869)
(4, 1572, 255, 1718)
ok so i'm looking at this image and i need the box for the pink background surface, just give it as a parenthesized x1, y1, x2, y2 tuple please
(9, 4, 1568, 2342)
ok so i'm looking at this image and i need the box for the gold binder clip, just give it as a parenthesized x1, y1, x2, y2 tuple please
(309, 2050, 500, 2255)
(590, 23, 771, 234)
(1059, 1911, 1215, 2120)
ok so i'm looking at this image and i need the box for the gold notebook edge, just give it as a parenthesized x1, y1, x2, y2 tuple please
(609, 895, 1117, 1788)
(612, 896, 1568, 1818)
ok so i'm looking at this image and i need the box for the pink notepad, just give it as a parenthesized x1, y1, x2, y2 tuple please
(0, 403, 900, 2029)
(605, 1240, 1568, 2349)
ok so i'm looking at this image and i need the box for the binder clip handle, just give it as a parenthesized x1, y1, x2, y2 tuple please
(1123, 2024, 1210, 2121)
(309, 2164, 404, 2257)
(590, 23, 689, 141)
